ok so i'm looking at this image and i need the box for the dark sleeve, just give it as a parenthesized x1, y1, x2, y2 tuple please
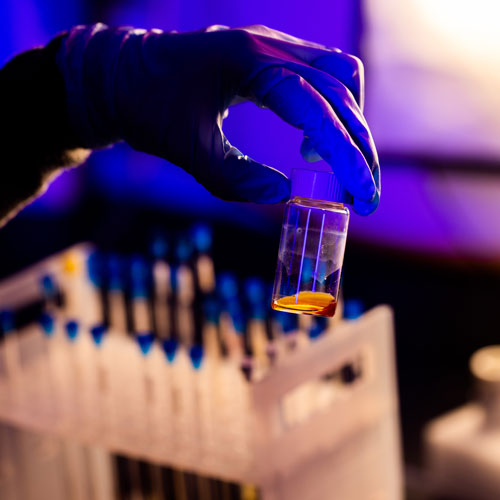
(0, 34, 91, 227)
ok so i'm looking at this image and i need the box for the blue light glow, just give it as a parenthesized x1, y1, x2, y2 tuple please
(39, 313, 54, 336)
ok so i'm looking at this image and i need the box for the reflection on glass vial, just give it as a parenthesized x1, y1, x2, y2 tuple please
(272, 196, 349, 318)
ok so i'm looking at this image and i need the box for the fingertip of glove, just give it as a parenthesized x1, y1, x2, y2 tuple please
(217, 150, 291, 204)
(352, 189, 379, 216)
(245, 170, 291, 204)
(300, 138, 322, 163)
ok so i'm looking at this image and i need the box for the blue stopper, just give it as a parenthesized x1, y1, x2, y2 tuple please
(189, 344, 204, 370)
(231, 309, 246, 335)
(90, 325, 106, 347)
(162, 338, 179, 363)
(191, 224, 212, 253)
(39, 313, 54, 336)
(108, 254, 124, 291)
(244, 278, 267, 319)
(251, 305, 267, 320)
(65, 320, 79, 341)
(176, 237, 193, 262)
(130, 256, 149, 298)
(203, 296, 220, 324)
(87, 252, 104, 287)
(170, 265, 178, 293)
(244, 278, 265, 303)
(136, 332, 155, 356)
(150, 233, 169, 260)
(0, 311, 15, 334)
(218, 273, 238, 301)
(344, 299, 364, 320)
(40, 274, 57, 298)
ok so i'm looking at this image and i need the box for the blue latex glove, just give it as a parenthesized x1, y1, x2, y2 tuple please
(57, 24, 379, 214)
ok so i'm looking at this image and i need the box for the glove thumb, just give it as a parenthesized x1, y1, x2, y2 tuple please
(197, 131, 290, 204)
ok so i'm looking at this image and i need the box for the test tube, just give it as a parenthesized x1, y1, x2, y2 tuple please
(272, 168, 350, 318)
(191, 223, 216, 294)
(107, 254, 128, 334)
(242, 278, 271, 380)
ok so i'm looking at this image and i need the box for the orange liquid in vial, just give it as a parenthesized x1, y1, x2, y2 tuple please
(272, 291, 337, 317)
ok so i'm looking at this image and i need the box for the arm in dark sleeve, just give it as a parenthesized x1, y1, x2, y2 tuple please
(0, 34, 90, 227)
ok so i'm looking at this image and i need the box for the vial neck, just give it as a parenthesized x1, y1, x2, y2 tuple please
(290, 196, 345, 210)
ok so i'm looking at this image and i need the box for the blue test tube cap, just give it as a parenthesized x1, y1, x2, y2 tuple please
(150, 232, 169, 260)
(39, 313, 55, 336)
(162, 338, 179, 364)
(90, 324, 107, 347)
(65, 320, 79, 342)
(40, 274, 57, 299)
(244, 278, 267, 319)
(87, 252, 105, 287)
(344, 299, 364, 320)
(130, 255, 150, 298)
(217, 273, 238, 301)
(191, 223, 212, 253)
(175, 237, 194, 263)
(170, 264, 178, 293)
(250, 304, 266, 321)
(203, 296, 220, 324)
(136, 332, 155, 356)
(0, 310, 15, 334)
(244, 277, 266, 303)
(189, 344, 204, 370)
(231, 309, 246, 335)
(108, 254, 125, 291)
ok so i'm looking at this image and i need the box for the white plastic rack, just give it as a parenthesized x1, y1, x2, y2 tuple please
(0, 244, 402, 500)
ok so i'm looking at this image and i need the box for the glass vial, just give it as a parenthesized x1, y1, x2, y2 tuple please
(272, 169, 350, 318)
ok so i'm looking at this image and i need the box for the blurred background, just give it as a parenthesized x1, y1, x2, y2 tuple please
(1, 0, 500, 485)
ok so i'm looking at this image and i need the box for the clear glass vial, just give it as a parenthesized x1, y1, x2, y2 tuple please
(272, 168, 350, 318)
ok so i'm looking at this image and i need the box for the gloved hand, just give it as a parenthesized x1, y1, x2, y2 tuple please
(57, 24, 379, 214)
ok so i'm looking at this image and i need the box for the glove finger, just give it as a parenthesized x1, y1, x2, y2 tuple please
(234, 25, 363, 106)
(249, 64, 375, 174)
(258, 68, 376, 203)
(287, 62, 377, 174)
(195, 132, 290, 204)
(310, 52, 364, 109)
(353, 162, 380, 215)
(300, 137, 322, 162)
(292, 63, 380, 215)
(237, 24, 331, 51)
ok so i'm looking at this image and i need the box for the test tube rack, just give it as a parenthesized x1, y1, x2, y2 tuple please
(0, 244, 403, 500)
